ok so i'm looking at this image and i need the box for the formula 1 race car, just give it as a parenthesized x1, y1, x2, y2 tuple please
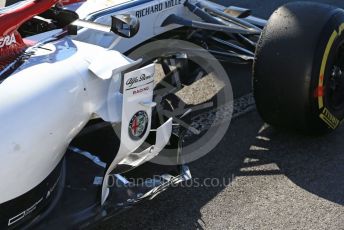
(0, 0, 257, 229)
(1, 0, 344, 229)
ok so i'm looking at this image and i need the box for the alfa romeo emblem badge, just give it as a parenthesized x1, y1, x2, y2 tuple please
(128, 111, 149, 140)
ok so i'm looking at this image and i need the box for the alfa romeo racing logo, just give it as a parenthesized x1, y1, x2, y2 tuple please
(126, 74, 153, 88)
(128, 111, 149, 140)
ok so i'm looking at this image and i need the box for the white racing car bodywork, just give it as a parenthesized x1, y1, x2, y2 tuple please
(0, 0, 266, 228)
(0, 36, 174, 204)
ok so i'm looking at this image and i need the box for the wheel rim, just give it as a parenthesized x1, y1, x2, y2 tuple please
(327, 43, 344, 112)
(150, 53, 220, 137)
(128, 39, 233, 165)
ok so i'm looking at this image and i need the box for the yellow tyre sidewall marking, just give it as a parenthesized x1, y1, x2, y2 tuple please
(318, 23, 344, 129)
(320, 108, 340, 129)
(319, 30, 337, 109)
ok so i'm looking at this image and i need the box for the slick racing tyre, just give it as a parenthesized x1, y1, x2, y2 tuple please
(253, 2, 344, 134)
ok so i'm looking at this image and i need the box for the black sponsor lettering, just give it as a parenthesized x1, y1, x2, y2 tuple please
(165, 0, 182, 9)
(126, 74, 153, 88)
(135, 0, 182, 18)
(136, 3, 163, 18)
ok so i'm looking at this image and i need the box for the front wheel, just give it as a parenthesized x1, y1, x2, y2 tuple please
(253, 2, 344, 134)
(128, 39, 233, 164)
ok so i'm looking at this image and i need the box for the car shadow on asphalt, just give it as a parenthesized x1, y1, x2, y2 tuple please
(242, 123, 344, 206)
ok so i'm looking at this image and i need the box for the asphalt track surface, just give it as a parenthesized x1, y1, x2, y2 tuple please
(97, 1, 344, 229)
(0, 0, 343, 229)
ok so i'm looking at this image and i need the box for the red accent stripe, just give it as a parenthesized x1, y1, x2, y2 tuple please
(0, 0, 59, 36)
(314, 86, 324, 98)
(61, 0, 86, 6)
(0, 0, 58, 70)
